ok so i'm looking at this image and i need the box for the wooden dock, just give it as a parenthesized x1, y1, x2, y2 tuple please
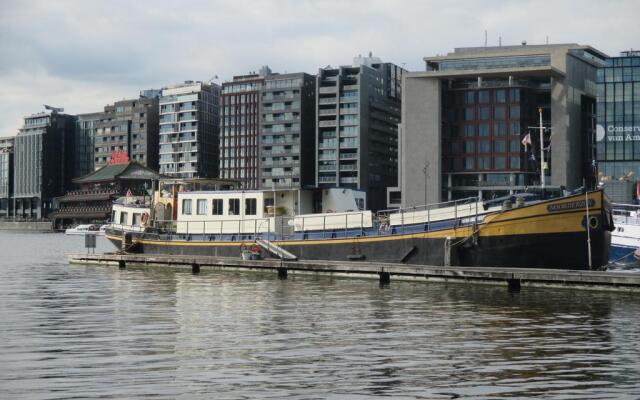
(66, 252, 640, 292)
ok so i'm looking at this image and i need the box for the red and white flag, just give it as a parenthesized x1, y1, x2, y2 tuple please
(126, 189, 133, 197)
(521, 132, 532, 151)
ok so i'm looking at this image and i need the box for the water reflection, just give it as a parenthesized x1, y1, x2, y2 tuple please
(1, 232, 640, 399)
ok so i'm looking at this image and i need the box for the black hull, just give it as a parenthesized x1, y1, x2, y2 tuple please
(107, 229, 611, 270)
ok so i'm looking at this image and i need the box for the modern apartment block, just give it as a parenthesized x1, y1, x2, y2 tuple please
(92, 93, 160, 171)
(0, 136, 14, 218)
(159, 81, 220, 178)
(13, 110, 76, 219)
(400, 43, 606, 206)
(220, 70, 267, 188)
(596, 51, 640, 182)
(316, 54, 404, 211)
(261, 72, 316, 189)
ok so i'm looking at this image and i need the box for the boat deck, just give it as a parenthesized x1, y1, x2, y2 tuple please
(67, 252, 640, 292)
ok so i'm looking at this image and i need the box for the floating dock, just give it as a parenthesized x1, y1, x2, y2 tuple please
(66, 252, 640, 292)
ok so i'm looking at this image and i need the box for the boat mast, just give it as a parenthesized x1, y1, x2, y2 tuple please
(539, 107, 545, 190)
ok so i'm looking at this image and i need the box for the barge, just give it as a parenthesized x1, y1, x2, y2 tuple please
(104, 180, 613, 270)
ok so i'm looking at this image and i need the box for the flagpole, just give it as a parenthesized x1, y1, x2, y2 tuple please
(539, 107, 545, 190)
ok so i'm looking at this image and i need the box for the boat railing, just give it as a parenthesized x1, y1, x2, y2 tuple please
(612, 203, 640, 226)
(375, 197, 480, 234)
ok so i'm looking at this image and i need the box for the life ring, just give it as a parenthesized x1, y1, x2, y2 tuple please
(589, 216, 599, 229)
(250, 244, 261, 253)
(141, 212, 149, 226)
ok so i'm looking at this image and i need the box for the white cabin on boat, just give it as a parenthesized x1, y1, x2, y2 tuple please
(174, 188, 368, 234)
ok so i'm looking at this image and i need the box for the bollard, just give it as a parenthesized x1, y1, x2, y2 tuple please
(277, 267, 288, 280)
(118, 260, 126, 269)
(192, 263, 200, 274)
(379, 270, 391, 287)
(507, 278, 521, 292)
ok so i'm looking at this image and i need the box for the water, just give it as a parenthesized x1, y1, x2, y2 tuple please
(1, 232, 640, 399)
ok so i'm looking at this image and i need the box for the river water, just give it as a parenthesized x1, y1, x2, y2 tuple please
(1, 231, 640, 399)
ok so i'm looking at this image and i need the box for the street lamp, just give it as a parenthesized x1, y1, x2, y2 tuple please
(422, 161, 430, 206)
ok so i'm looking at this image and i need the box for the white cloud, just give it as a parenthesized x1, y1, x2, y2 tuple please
(1, 0, 639, 136)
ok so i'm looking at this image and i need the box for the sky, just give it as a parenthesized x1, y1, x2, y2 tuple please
(1, 0, 639, 136)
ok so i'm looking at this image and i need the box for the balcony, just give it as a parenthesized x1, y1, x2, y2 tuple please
(319, 120, 337, 127)
(318, 109, 337, 115)
(319, 97, 337, 104)
(340, 177, 359, 184)
(319, 86, 338, 94)
(318, 176, 337, 183)
(339, 152, 358, 160)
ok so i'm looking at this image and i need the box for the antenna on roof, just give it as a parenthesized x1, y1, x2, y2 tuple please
(499, 36, 502, 46)
(546, 35, 549, 45)
(484, 30, 488, 47)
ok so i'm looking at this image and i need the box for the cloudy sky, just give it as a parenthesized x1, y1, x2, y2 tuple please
(1, 0, 638, 136)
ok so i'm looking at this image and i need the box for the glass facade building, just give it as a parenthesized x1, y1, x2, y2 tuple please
(596, 51, 640, 180)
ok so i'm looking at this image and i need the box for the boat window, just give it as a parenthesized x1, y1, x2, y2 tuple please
(245, 198, 257, 215)
(111, 210, 116, 222)
(120, 211, 128, 225)
(132, 213, 141, 226)
(228, 198, 240, 215)
(182, 199, 192, 215)
(196, 199, 207, 215)
(212, 199, 223, 215)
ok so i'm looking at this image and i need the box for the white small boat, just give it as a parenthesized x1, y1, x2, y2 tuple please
(65, 224, 106, 236)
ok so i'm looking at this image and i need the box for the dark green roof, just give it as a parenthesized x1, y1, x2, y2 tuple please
(73, 162, 163, 184)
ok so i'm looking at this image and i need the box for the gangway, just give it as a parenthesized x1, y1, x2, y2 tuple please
(256, 239, 298, 260)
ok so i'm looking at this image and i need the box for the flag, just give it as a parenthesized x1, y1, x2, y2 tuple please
(521, 132, 532, 151)
(126, 189, 133, 197)
(636, 181, 640, 200)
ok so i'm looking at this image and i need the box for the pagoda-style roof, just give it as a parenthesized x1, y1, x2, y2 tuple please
(73, 162, 165, 184)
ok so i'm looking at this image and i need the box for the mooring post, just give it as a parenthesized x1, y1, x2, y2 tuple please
(379, 270, 391, 286)
(192, 263, 200, 274)
(118, 260, 126, 269)
(507, 277, 521, 291)
(277, 267, 288, 280)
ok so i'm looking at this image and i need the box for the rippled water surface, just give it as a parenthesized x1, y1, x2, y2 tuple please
(2, 232, 640, 399)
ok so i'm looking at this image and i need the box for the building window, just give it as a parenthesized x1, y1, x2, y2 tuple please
(464, 124, 475, 137)
(510, 89, 520, 102)
(182, 199, 192, 215)
(495, 90, 506, 103)
(494, 156, 505, 169)
(494, 141, 505, 152)
(479, 124, 489, 136)
(510, 121, 521, 136)
(479, 140, 490, 153)
(212, 199, 223, 215)
(494, 121, 505, 136)
(228, 198, 240, 215)
(465, 157, 474, 170)
(494, 106, 505, 119)
(464, 108, 474, 121)
(465, 92, 475, 104)
(510, 105, 520, 119)
(465, 141, 475, 153)
(197, 199, 207, 215)
(245, 198, 257, 215)
(510, 156, 521, 169)
(479, 106, 490, 120)
(479, 156, 490, 170)
(510, 140, 520, 152)
(479, 91, 490, 103)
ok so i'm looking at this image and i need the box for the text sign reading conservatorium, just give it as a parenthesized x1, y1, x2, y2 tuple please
(547, 199, 596, 213)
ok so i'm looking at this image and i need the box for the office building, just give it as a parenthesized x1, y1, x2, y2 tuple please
(220, 69, 267, 188)
(261, 72, 316, 189)
(14, 109, 76, 219)
(75, 112, 103, 177)
(400, 43, 606, 206)
(596, 51, 640, 183)
(0, 136, 14, 218)
(159, 81, 220, 178)
(316, 54, 403, 211)
(92, 93, 160, 171)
